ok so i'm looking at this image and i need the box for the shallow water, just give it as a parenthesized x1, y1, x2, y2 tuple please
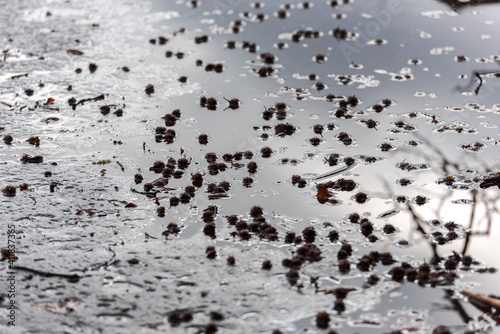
(1, 0, 500, 333)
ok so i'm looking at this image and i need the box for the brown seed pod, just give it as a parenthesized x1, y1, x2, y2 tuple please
(249, 205, 263, 218)
(274, 123, 296, 137)
(257, 66, 274, 77)
(314, 54, 325, 63)
(2, 185, 16, 197)
(260, 146, 273, 158)
(338, 259, 350, 273)
(262, 259, 272, 270)
(89, 63, 98, 73)
(206, 246, 217, 258)
(316, 311, 330, 329)
(286, 268, 299, 285)
(157, 206, 166, 217)
(205, 97, 217, 110)
(224, 97, 240, 110)
(145, 84, 155, 95)
(198, 133, 209, 145)
(247, 161, 258, 174)
(309, 137, 322, 146)
(260, 52, 275, 64)
(163, 113, 177, 126)
(276, 10, 288, 19)
(328, 230, 339, 242)
(353, 192, 369, 204)
(337, 132, 353, 146)
(191, 172, 204, 187)
(3, 135, 13, 145)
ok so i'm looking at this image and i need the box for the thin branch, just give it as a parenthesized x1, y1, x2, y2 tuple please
(71, 94, 105, 110)
(474, 72, 484, 95)
(13, 265, 82, 282)
(10, 73, 29, 79)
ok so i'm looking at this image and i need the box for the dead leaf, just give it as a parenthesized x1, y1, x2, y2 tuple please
(41, 117, 60, 124)
(76, 209, 95, 216)
(26, 136, 40, 147)
(317, 187, 333, 204)
(32, 297, 80, 313)
(66, 49, 84, 56)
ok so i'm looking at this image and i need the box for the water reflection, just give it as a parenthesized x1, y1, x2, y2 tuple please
(3, 0, 500, 332)
(140, 0, 500, 330)
(455, 70, 500, 95)
(438, 0, 500, 10)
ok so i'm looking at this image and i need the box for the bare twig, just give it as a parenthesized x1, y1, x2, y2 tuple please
(461, 290, 500, 310)
(13, 265, 81, 281)
(71, 94, 105, 110)
(10, 73, 29, 79)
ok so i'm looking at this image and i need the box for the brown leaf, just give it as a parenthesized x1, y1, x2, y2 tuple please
(76, 209, 94, 216)
(66, 49, 84, 56)
(32, 297, 80, 313)
(316, 187, 332, 204)
(41, 117, 60, 124)
(26, 136, 40, 147)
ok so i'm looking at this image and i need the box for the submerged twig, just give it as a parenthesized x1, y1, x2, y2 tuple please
(82, 247, 117, 272)
(405, 202, 440, 264)
(461, 289, 500, 311)
(311, 162, 358, 181)
(460, 189, 477, 255)
(444, 289, 473, 324)
(13, 265, 81, 281)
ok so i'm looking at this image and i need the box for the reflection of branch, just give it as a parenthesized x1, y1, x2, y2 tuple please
(454, 69, 500, 95)
(438, 0, 500, 10)
(383, 173, 440, 262)
(460, 290, 500, 325)
(474, 72, 484, 95)
(411, 132, 460, 174)
(444, 289, 473, 324)
(434, 189, 454, 219)
(461, 290, 500, 311)
(82, 247, 117, 272)
(461, 190, 477, 255)
(377, 90, 500, 328)
(404, 202, 440, 265)
(382, 133, 499, 263)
